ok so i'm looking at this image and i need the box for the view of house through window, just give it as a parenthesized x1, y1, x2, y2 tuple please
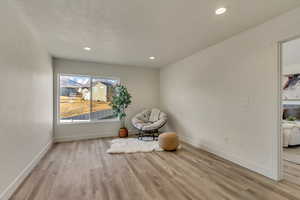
(59, 75, 119, 123)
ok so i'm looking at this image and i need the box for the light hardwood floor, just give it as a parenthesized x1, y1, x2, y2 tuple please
(10, 138, 300, 200)
(284, 159, 300, 186)
(283, 147, 300, 164)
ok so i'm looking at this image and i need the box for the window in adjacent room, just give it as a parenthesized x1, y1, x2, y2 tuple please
(58, 74, 119, 123)
(282, 74, 300, 120)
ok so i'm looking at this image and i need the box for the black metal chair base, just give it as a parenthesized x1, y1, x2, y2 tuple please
(138, 130, 159, 141)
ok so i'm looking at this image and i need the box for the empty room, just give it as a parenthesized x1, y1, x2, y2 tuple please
(2, 0, 300, 199)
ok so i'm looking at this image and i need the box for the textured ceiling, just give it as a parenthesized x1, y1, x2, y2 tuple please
(13, 0, 300, 67)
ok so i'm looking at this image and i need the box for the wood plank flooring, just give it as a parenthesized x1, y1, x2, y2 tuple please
(283, 146, 300, 164)
(284, 159, 300, 186)
(10, 138, 300, 200)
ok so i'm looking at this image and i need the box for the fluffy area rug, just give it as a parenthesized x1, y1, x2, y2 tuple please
(107, 138, 164, 154)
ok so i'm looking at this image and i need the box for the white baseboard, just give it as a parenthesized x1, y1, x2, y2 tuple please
(0, 140, 52, 200)
(180, 134, 275, 180)
(54, 129, 138, 143)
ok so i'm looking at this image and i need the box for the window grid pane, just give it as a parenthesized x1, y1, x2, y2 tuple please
(91, 78, 119, 121)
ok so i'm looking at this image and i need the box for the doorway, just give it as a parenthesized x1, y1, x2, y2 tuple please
(281, 37, 300, 184)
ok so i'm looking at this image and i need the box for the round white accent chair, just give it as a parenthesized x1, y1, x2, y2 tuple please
(132, 109, 168, 140)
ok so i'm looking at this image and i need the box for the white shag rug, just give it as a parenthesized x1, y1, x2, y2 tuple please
(107, 138, 164, 154)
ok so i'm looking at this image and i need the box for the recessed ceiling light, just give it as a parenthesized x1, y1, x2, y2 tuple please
(215, 7, 227, 15)
(84, 47, 91, 51)
(149, 56, 155, 60)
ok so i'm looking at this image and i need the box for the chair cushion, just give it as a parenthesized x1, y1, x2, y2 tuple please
(142, 119, 164, 131)
(149, 108, 160, 122)
(139, 122, 153, 130)
(132, 109, 168, 131)
(158, 132, 179, 151)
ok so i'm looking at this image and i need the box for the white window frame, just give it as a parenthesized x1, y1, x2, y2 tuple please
(57, 73, 120, 124)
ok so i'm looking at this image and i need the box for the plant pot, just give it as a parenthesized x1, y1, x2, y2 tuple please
(119, 127, 128, 138)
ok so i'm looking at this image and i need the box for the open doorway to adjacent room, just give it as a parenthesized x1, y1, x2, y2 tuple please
(281, 37, 300, 184)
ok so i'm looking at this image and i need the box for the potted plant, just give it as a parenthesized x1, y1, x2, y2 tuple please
(110, 84, 132, 137)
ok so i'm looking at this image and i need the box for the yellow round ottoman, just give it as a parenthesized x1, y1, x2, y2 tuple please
(158, 132, 179, 151)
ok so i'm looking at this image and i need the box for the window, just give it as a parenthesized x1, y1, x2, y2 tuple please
(282, 74, 300, 120)
(59, 74, 119, 123)
(283, 74, 300, 100)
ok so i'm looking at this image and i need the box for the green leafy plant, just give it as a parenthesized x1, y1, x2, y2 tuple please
(287, 116, 297, 121)
(110, 84, 132, 128)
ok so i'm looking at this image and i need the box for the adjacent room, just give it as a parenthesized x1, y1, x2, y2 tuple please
(282, 37, 300, 185)
(2, 0, 300, 199)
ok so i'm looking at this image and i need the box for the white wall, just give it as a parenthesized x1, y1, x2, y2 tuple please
(0, 0, 53, 199)
(282, 64, 300, 75)
(282, 38, 300, 75)
(160, 7, 300, 180)
(53, 58, 160, 142)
